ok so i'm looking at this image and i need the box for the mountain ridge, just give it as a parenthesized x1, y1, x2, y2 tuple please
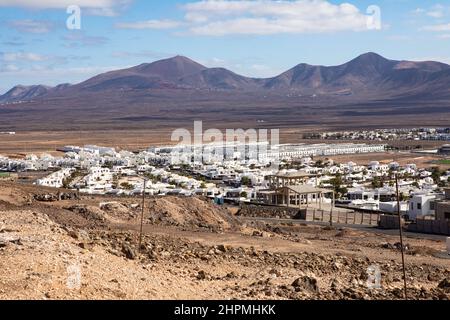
(2, 52, 450, 103)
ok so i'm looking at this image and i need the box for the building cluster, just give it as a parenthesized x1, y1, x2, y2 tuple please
(276, 143, 385, 159)
(0, 143, 449, 224)
(305, 127, 450, 142)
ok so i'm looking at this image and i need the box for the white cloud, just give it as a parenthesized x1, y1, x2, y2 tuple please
(1, 52, 47, 62)
(8, 20, 54, 33)
(116, 0, 375, 36)
(116, 19, 182, 30)
(0, 65, 127, 92)
(414, 4, 449, 19)
(422, 23, 450, 32)
(0, 64, 19, 72)
(62, 32, 109, 47)
(427, 4, 446, 18)
(182, 0, 370, 36)
(197, 56, 284, 77)
(0, 0, 131, 16)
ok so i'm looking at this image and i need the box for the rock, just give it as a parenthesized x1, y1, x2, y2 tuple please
(252, 231, 263, 237)
(122, 243, 137, 260)
(392, 288, 405, 298)
(394, 242, 410, 251)
(428, 273, 440, 282)
(148, 250, 158, 261)
(67, 229, 90, 241)
(0, 234, 22, 247)
(359, 271, 369, 281)
(438, 278, 450, 292)
(225, 272, 237, 279)
(437, 292, 449, 300)
(269, 269, 282, 277)
(216, 244, 227, 253)
(197, 270, 207, 280)
(291, 276, 320, 293)
(332, 262, 343, 271)
(78, 242, 93, 250)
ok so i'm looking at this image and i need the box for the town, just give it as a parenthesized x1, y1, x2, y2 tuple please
(1, 140, 449, 235)
(304, 127, 450, 143)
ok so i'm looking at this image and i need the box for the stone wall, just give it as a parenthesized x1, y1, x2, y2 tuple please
(237, 204, 304, 219)
(379, 215, 403, 229)
(407, 219, 450, 236)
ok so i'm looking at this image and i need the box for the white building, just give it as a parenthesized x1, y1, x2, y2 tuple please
(407, 192, 438, 221)
(36, 168, 75, 188)
(82, 167, 113, 193)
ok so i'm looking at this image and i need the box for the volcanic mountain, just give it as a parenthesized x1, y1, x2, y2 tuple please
(2, 52, 450, 103)
(263, 52, 450, 96)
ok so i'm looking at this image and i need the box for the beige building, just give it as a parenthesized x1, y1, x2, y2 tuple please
(258, 172, 334, 209)
(435, 188, 450, 221)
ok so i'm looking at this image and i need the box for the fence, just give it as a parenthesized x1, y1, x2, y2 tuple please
(307, 208, 380, 226)
(407, 218, 450, 235)
(237, 204, 379, 226)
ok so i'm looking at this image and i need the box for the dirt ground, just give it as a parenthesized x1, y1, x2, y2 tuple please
(0, 182, 449, 300)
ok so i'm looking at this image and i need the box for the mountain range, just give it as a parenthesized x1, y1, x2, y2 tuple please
(2, 52, 450, 104)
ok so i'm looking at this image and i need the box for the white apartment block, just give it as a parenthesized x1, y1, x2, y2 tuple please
(277, 143, 385, 160)
(36, 168, 75, 188)
(407, 192, 439, 221)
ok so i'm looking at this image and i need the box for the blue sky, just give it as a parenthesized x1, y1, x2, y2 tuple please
(1, 0, 450, 93)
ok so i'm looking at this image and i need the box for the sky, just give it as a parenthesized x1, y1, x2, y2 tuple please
(1, 0, 450, 93)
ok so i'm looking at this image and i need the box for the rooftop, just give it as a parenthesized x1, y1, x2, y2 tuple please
(270, 171, 316, 179)
(279, 185, 332, 194)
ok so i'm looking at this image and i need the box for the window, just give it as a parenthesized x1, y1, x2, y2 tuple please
(417, 203, 422, 210)
(445, 212, 450, 221)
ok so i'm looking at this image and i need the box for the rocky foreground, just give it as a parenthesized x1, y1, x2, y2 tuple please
(0, 183, 449, 300)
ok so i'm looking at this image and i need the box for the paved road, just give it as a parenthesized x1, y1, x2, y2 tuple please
(241, 217, 449, 242)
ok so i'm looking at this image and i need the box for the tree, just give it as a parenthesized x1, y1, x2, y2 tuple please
(241, 176, 252, 187)
(329, 173, 347, 198)
(371, 176, 383, 189)
(431, 167, 442, 184)
(315, 160, 324, 168)
(240, 191, 248, 198)
(120, 182, 134, 190)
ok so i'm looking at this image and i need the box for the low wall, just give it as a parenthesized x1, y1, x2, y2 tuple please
(379, 215, 403, 229)
(237, 204, 303, 219)
(407, 219, 450, 236)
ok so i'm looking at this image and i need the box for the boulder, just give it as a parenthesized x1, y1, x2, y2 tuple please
(292, 275, 320, 293)
(122, 243, 137, 260)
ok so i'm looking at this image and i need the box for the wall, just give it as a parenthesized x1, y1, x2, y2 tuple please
(407, 218, 450, 236)
(237, 204, 301, 219)
(436, 202, 450, 221)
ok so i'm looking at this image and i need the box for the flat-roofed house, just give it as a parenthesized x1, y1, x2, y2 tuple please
(436, 188, 450, 221)
(257, 171, 334, 209)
